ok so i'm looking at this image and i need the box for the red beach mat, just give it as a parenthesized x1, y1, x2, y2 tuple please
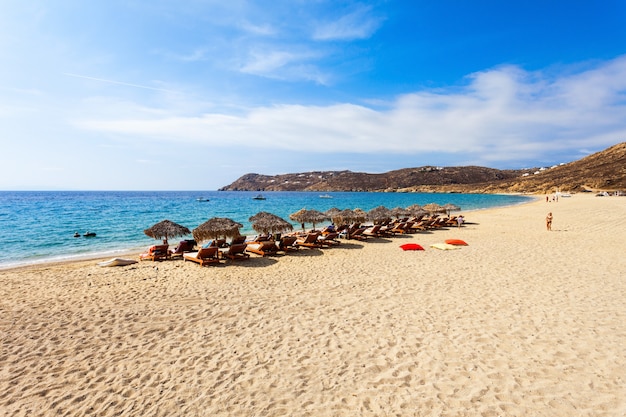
(445, 239, 468, 246)
(400, 243, 424, 251)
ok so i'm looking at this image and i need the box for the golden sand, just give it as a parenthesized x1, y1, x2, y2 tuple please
(1, 194, 625, 416)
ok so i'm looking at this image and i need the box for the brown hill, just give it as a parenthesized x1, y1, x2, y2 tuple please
(219, 167, 525, 192)
(473, 142, 626, 194)
(219, 142, 626, 194)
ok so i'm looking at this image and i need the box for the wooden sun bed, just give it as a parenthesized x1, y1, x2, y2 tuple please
(183, 247, 220, 266)
(246, 240, 279, 256)
(139, 244, 170, 261)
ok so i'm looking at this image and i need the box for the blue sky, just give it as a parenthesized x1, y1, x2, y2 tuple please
(1, 0, 625, 190)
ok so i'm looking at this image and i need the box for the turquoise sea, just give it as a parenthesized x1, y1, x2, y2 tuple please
(0, 191, 532, 269)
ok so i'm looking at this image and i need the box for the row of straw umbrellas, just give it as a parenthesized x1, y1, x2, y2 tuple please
(143, 203, 461, 245)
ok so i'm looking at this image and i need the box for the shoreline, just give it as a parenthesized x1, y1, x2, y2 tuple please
(2, 193, 625, 416)
(0, 194, 539, 272)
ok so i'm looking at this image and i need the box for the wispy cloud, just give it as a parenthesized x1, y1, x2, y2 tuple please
(239, 47, 330, 84)
(170, 48, 210, 62)
(63, 73, 178, 94)
(312, 5, 383, 41)
(240, 50, 301, 74)
(239, 20, 277, 36)
(75, 56, 626, 167)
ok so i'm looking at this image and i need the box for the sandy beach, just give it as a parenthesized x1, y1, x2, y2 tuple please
(1, 193, 625, 417)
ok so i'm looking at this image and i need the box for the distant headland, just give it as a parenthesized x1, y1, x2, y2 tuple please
(220, 142, 626, 194)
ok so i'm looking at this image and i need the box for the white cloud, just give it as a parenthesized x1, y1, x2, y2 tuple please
(312, 5, 383, 41)
(240, 50, 301, 74)
(74, 56, 626, 167)
(238, 47, 331, 84)
(239, 20, 277, 36)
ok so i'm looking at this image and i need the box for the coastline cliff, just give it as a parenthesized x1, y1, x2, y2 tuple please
(219, 142, 626, 194)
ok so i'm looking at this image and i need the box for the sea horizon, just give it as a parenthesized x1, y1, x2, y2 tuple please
(0, 190, 533, 269)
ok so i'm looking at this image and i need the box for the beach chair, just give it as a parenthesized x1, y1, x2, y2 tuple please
(444, 216, 459, 227)
(431, 217, 448, 228)
(230, 235, 247, 245)
(347, 227, 367, 241)
(422, 218, 440, 229)
(246, 240, 279, 256)
(169, 240, 195, 259)
(139, 244, 170, 261)
(223, 243, 250, 260)
(409, 220, 429, 232)
(362, 225, 383, 238)
(389, 222, 413, 235)
(317, 231, 340, 247)
(277, 235, 298, 252)
(183, 247, 220, 266)
(295, 232, 322, 249)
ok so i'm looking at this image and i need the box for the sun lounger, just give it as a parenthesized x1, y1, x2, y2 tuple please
(139, 244, 170, 261)
(362, 225, 384, 238)
(317, 231, 340, 247)
(347, 227, 367, 241)
(183, 247, 220, 266)
(246, 240, 279, 256)
(389, 222, 413, 234)
(444, 216, 458, 227)
(409, 220, 429, 232)
(215, 238, 229, 248)
(170, 240, 196, 259)
(222, 243, 250, 260)
(295, 232, 322, 248)
(277, 235, 298, 252)
(431, 218, 448, 228)
(231, 235, 247, 245)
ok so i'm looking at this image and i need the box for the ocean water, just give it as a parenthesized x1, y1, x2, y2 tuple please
(0, 191, 532, 269)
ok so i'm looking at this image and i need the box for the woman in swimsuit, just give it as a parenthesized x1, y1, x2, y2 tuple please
(546, 212, 553, 231)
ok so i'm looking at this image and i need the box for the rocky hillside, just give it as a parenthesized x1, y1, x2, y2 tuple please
(220, 167, 526, 192)
(219, 142, 626, 194)
(473, 142, 626, 194)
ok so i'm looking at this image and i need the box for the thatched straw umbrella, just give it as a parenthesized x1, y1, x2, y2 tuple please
(331, 209, 347, 226)
(367, 206, 392, 224)
(406, 204, 427, 218)
(303, 209, 328, 231)
(406, 204, 422, 214)
(144, 219, 191, 244)
(192, 217, 243, 244)
(289, 208, 307, 230)
(333, 208, 368, 226)
(442, 203, 461, 216)
(354, 208, 368, 222)
(289, 208, 328, 231)
(423, 203, 446, 215)
(325, 207, 342, 221)
(249, 212, 293, 235)
(390, 206, 410, 219)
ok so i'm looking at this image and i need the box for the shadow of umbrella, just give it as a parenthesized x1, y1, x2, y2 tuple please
(249, 212, 294, 236)
(144, 219, 191, 244)
(192, 217, 243, 244)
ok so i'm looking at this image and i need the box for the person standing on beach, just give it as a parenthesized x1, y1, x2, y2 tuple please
(546, 212, 553, 231)
(457, 215, 465, 228)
